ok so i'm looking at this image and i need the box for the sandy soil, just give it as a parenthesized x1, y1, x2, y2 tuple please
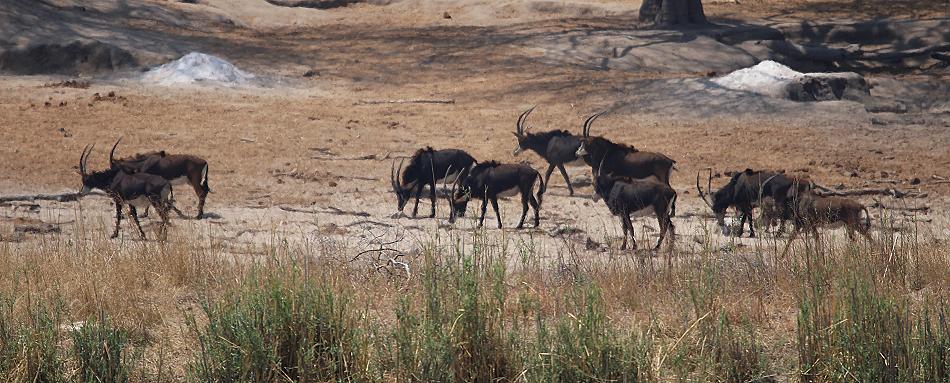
(1, 0, 949, 259)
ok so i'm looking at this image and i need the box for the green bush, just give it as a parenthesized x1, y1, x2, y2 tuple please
(189, 276, 368, 382)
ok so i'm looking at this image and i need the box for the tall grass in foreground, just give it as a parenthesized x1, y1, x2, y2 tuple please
(0, 219, 946, 381)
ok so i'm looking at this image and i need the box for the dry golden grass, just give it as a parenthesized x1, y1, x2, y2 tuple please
(0, 215, 946, 381)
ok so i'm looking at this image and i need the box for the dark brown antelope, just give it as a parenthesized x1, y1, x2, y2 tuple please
(109, 138, 210, 219)
(592, 159, 676, 251)
(450, 161, 545, 228)
(575, 112, 676, 185)
(391, 147, 477, 218)
(78, 144, 172, 240)
(511, 106, 584, 195)
(696, 169, 808, 237)
(781, 188, 873, 256)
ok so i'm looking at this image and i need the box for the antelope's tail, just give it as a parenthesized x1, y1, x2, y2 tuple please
(670, 191, 678, 217)
(201, 163, 211, 193)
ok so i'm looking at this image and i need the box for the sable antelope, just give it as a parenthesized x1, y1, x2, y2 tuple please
(592, 159, 676, 251)
(781, 189, 872, 256)
(696, 168, 807, 237)
(109, 138, 210, 219)
(511, 107, 584, 195)
(391, 147, 477, 218)
(77, 144, 172, 240)
(450, 161, 545, 228)
(575, 112, 676, 185)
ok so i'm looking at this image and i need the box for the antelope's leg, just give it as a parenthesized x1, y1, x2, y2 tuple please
(747, 211, 757, 237)
(517, 192, 529, 229)
(478, 198, 488, 228)
(111, 201, 122, 238)
(618, 215, 629, 250)
(129, 205, 146, 239)
(428, 179, 437, 218)
(781, 226, 801, 257)
(557, 164, 573, 195)
(411, 186, 423, 218)
(193, 182, 209, 219)
(490, 197, 502, 229)
(152, 197, 170, 240)
(543, 164, 555, 191)
(654, 210, 668, 251)
(167, 185, 186, 218)
(529, 193, 540, 227)
(623, 213, 637, 250)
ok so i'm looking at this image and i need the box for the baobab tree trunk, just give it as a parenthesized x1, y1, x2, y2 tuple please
(640, 0, 708, 26)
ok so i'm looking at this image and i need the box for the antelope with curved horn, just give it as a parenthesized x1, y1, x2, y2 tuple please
(592, 157, 676, 251)
(78, 144, 173, 240)
(450, 161, 545, 229)
(391, 147, 476, 218)
(109, 138, 211, 219)
(695, 168, 804, 237)
(511, 106, 584, 195)
(575, 112, 676, 186)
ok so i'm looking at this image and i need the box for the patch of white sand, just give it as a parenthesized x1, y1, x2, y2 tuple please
(142, 52, 254, 86)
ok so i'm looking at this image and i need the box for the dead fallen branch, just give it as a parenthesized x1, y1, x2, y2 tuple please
(0, 190, 105, 203)
(357, 98, 454, 105)
(761, 40, 950, 64)
(344, 220, 393, 228)
(812, 183, 925, 198)
(311, 153, 391, 161)
(278, 205, 372, 217)
(869, 201, 929, 213)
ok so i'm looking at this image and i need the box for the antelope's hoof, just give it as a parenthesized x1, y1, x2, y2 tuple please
(516, 224, 524, 229)
(110, 234, 118, 239)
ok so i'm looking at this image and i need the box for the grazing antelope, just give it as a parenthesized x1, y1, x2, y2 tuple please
(391, 147, 477, 218)
(109, 138, 210, 219)
(450, 161, 545, 228)
(781, 188, 872, 256)
(77, 144, 172, 240)
(575, 112, 676, 185)
(511, 107, 584, 195)
(696, 169, 808, 237)
(592, 159, 676, 251)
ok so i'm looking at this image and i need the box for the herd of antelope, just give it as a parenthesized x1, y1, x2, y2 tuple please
(75, 107, 874, 253)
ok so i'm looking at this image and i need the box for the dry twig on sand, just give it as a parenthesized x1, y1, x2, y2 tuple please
(812, 183, 926, 198)
(0, 190, 105, 203)
(357, 99, 454, 105)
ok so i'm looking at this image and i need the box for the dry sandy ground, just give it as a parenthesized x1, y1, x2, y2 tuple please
(1, 0, 949, 260)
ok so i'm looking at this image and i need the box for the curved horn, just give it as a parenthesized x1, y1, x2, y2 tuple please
(696, 169, 713, 209)
(79, 144, 91, 175)
(516, 106, 536, 136)
(582, 111, 604, 138)
(109, 136, 123, 166)
(83, 144, 95, 175)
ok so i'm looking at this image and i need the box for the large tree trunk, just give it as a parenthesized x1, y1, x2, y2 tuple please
(640, 0, 708, 26)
